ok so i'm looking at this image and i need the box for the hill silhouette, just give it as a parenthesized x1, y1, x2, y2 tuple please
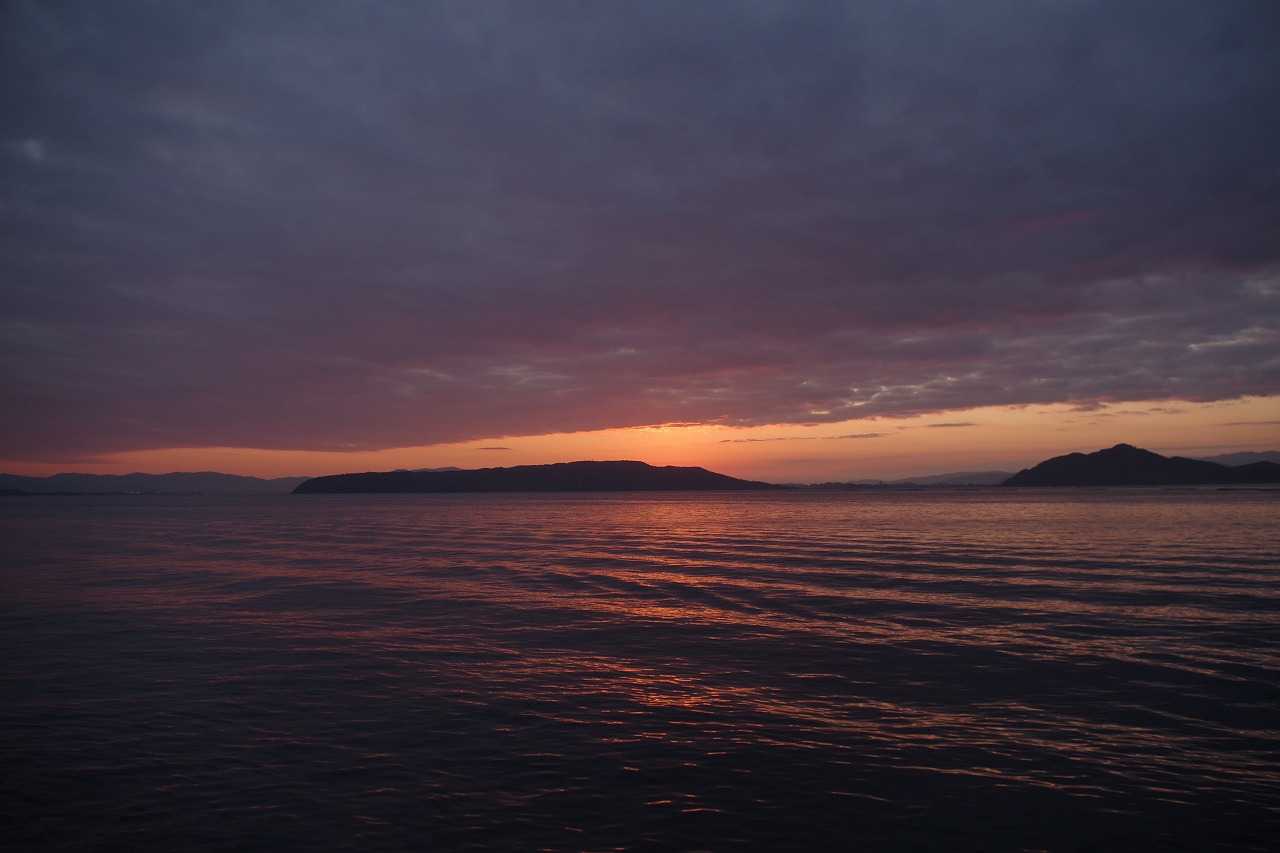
(1194, 450, 1280, 466)
(294, 461, 779, 493)
(1004, 444, 1280, 486)
(892, 470, 1013, 486)
(0, 471, 308, 495)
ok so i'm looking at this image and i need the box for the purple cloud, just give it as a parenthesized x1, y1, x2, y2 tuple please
(1, 2, 1278, 459)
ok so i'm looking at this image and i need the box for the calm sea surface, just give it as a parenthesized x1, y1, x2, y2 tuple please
(2, 490, 1278, 851)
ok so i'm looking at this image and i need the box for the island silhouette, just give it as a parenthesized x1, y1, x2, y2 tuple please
(4, 445, 1277, 496)
(1004, 443, 1280, 486)
(293, 460, 779, 493)
(0, 471, 308, 495)
(291, 445, 1280, 493)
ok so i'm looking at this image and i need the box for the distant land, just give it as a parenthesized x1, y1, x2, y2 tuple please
(4, 445, 1278, 497)
(0, 471, 308, 495)
(893, 470, 1014, 486)
(801, 470, 1014, 488)
(1005, 444, 1280, 486)
(294, 461, 778, 493)
(1193, 450, 1280, 466)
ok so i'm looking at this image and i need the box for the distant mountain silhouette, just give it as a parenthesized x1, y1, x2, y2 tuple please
(803, 470, 1014, 489)
(1004, 444, 1280, 486)
(0, 471, 308, 495)
(1194, 450, 1280, 466)
(1233, 461, 1280, 483)
(294, 461, 779, 493)
(801, 480, 892, 489)
(892, 470, 1014, 486)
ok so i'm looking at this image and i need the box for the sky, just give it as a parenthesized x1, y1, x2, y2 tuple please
(3, 1, 1279, 480)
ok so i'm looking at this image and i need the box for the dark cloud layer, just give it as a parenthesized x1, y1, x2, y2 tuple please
(3, 1, 1279, 457)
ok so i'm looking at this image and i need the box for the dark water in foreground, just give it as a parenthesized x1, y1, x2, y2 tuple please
(2, 490, 1278, 851)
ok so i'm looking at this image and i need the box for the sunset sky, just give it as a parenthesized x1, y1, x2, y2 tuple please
(3, 1, 1278, 481)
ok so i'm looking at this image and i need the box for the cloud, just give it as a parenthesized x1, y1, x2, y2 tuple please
(1088, 405, 1191, 419)
(476, 446, 511, 451)
(719, 432, 884, 443)
(1220, 420, 1280, 427)
(7, 138, 45, 163)
(926, 422, 978, 429)
(1, 2, 1278, 458)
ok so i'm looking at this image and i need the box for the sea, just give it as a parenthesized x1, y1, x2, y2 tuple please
(2, 489, 1278, 851)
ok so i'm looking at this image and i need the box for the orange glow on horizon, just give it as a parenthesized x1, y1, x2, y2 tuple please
(3, 395, 1278, 482)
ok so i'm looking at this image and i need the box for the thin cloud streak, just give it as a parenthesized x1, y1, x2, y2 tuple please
(719, 432, 884, 444)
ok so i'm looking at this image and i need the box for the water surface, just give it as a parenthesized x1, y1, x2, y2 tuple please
(3, 490, 1278, 850)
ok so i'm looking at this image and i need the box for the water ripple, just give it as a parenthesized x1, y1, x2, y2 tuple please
(2, 490, 1278, 850)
